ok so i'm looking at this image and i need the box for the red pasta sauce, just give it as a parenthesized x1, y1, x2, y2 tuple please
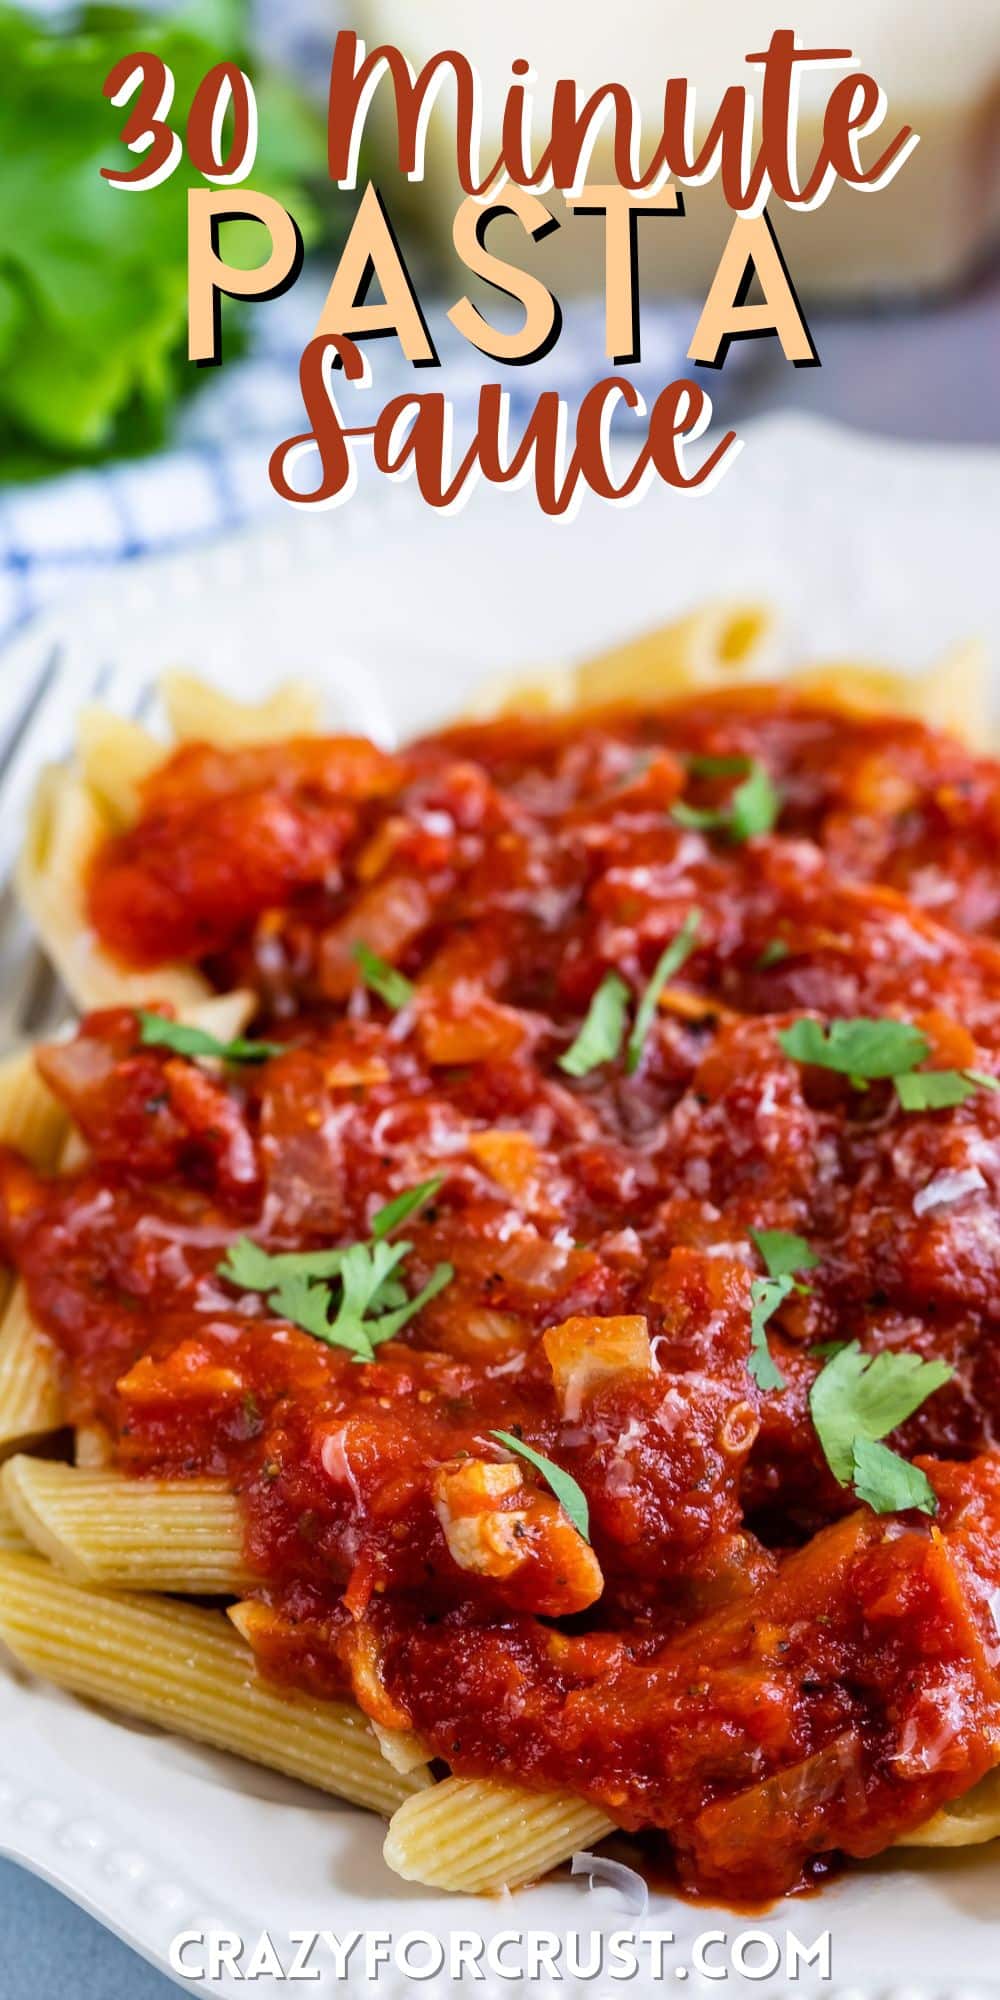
(4, 684, 1000, 1902)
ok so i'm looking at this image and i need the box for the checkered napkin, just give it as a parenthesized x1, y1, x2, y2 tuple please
(0, 278, 741, 646)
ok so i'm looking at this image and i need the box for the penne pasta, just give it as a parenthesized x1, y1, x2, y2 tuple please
(382, 1760, 1000, 1892)
(0, 1484, 29, 1554)
(1, 1457, 252, 1593)
(160, 671, 322, 746)
(0, 1285, 63, 1457)
(463, 601, 779, 720)
(384, 1778, 614, 1893)
(73, 1422, 114, 1468)
(16, 763, 210, 1012)
(897, 1767, 1000, 1849)
(0, 1552, 430, 1813)
(0, 1048, 68, 1167)
(75, 707, 164, 827)
(571, 600, 779, 710)
(789, 640, 989, 743)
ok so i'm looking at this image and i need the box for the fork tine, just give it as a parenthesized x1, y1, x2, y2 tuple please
(0, 645, 123, 1051)
(0, 643, 62, 784)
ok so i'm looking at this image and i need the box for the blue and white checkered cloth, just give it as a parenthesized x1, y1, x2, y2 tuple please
(0, 278, 750, 645)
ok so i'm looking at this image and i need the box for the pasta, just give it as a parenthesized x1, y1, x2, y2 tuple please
(2, 615, 1000, 1910)
(0, 1485, 29, 1555)
(0, 1284, 62, 1457)
(1, 1457, 251, 1593)
(384, 1779, 614, 1894)
(0, 1553, 429, 1813)
(160, 670, 322, 746)
(0, 1054, 70, 1453)
(16, 763, 210, 1012)
(0, 1048, 68, 1168)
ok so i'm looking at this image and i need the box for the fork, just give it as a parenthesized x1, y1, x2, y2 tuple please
(0, 648, 156, 1052)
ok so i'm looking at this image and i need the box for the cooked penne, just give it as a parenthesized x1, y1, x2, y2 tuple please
(790, 639, 989, 742)
(384, 1778, 614, 1893)
(0, 1484, 29, 1553)
(897, 1768, 1000, 1849)
(0, 1285, 63, 1457)
(0, 1553, 429, 1811)
(571, 600, 779, 709)
(0, 1048, 68, 1168)
(383, 1764, 1000, 1892)
(160, 671, 322, 745)
(464, 601, 778, 720)
(76, 707, 164, 827)
(1, 1457, 252, 1592)
(0, 1057, 68, 1451)
(16, 763, 210, 1011)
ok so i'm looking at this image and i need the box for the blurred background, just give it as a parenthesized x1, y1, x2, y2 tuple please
(0, 1, 999, 1989)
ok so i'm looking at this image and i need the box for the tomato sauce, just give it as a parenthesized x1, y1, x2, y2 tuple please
(4, 686, 1000, 1902)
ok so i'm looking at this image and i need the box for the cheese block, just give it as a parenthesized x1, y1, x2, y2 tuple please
(357, 0, 1000, 298)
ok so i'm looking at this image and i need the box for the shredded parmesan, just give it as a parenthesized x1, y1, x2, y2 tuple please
(912, 1168, 986, 1217)
(571, 1851, 649, 1917)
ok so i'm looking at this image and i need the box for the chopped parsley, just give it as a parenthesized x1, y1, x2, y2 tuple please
(850, 1436, 940, 1516)
(779, 1016, 1000, 1111)
(748, 1280, 791, 1393)
(756, 937, 790, 970)
(137, 1012, 283, 1064)
(808, 1341, 952, 1516)
(749, 1227, 820, 1283)
(672, 758, 781, 842)
(558, 971, 630, 1078)
(895, 1068, 1000, 1112)
(371, 1176, 443, 1238)
(352, 941, 414, 1010)
(218, 1183, 452, 1362)
(626, 910, 702, 1074)
(489, 1430, 591, 1543)
(746, 1228, 819, 1393)
(778, 1016, 930, 1082)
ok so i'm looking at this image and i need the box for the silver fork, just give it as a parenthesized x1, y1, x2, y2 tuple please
(0, 648, 155, 1051)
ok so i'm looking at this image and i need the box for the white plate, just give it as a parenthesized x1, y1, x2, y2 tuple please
(2, 414, 1000, 1999)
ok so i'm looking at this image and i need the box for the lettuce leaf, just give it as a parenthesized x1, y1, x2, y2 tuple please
(0, 0, 326, 472)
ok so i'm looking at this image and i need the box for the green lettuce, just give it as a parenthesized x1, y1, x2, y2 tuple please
(0, 0, 326, 474)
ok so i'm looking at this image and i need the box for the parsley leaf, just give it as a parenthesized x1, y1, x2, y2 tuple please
(749, 1227, 819, 1283)
(371, 1177, 443, 1239)
(626, 910, 702, 1074)
(559, 972, 630, 1078)
(729, 762, 783, 842)
(218, 1185, 453, 1361)
(756, 938, 790, 970)
(218, 1240, 347, 1291)
(489, 1430, 591, 1542)
(748, 1277, 792, 1393)
(266, 1273, 345, 1346)
(352, 941, 414, 1010)
(746, 1229, 819, 1394)
(358, 1261, 454, 1342)
(781, 1020, 999, 1112)
(809, 1341, 952, 1497)
(672, 759, 781, 842)
(779, 1017, 930, 1081)
(895, 1068, 998, 1112)
(850, 1436, 938, 1517)
(138, 1012, 283, 1065)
